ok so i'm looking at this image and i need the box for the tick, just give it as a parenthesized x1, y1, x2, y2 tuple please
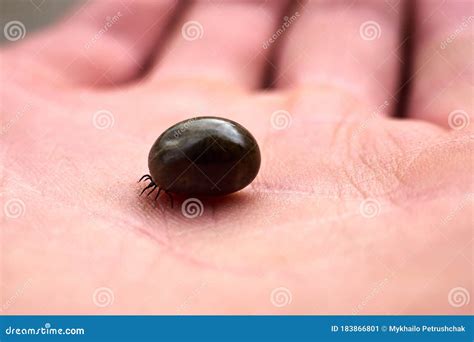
(139, 116, 261, 206)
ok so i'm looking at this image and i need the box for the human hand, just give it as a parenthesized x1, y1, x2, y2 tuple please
(1, 0, 472, 314)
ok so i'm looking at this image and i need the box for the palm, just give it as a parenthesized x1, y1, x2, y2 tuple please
(2, 0, 472, 314)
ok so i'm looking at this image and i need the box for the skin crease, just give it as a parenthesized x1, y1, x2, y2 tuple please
(0, 0, 472, 314)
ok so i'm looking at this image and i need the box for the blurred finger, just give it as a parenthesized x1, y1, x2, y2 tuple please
(147, 0, 288, 90)
(4, 0, 179, 86)
(407, 0, 473, 130)
(276, 0, 404, 110)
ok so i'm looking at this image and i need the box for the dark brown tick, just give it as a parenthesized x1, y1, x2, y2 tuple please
(139, 116, 261, 207)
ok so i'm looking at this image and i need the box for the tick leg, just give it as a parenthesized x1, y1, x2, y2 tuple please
(154, 188, 162, 201)
(165, 191, 174, 208)
(138, 174, 152, 183)
(146, 185, 157, 197)
(140, 182, 155, 196)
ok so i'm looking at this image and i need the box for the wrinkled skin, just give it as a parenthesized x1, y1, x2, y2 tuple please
(1, 0, 472, 314)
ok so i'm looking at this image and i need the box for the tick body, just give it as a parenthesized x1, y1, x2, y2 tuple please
(140, 116, 261, 201)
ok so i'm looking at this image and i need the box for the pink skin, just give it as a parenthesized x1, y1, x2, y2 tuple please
(1, 0, 472, 314)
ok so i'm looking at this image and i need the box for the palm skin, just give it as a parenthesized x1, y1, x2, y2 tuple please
(1, 0, 472, 314)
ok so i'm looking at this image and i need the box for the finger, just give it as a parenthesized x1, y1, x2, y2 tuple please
(407, 0, 473, 130)
(147, 0, 288, 90)
(4, 0, 179, 86)
(276, 0, 404, 110)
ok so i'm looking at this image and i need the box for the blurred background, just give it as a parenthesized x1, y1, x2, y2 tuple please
(0, 0, 79, 44)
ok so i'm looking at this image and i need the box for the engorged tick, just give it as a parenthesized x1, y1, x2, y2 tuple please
(139, 116, 261, 206)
